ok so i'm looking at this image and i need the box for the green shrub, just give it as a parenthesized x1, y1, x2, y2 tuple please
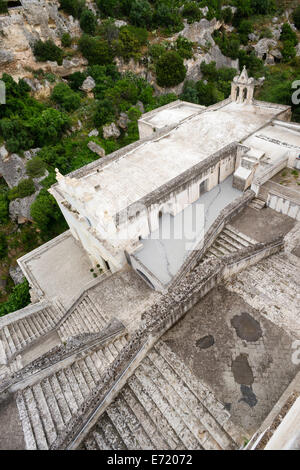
(293, 6, 300, 31)
(0, 0, 7, 14)
(33, 40, 64, 65)
(221, 7, 233, 24)
(30, 189, 68, 239)
(59, 0, 85, 18)
(26, 157, 47, 178)
(80, 9, 97, 35)
(182, 2, 202, 24)
(67, 71, 87, 90)
(129, 0, 153, 28)
(238, 19, 253, 45)
(0, 193, 9, 223)
(79, 34, 113, 65)
(156, 51, 186, 88)
(280, 23, 298, 46)
(153, 2, 183, 31)
(113, 26, 148, 61)
(0, 280, 31, 317)
(94, 98, 115, 126)
(61, 32, 72, 48)
(175, 36, 194, 59)
(8, 179, 35, 201)
(281, 41, 296, 63)
(51, 83, 81, 111)
(0, 232, 7, 259)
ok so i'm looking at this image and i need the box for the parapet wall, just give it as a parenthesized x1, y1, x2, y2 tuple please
(49, 236, 283, 450)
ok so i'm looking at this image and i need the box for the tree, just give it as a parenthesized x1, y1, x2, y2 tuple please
(238, 19, 253, 45)
(79, 35, 113, 65)
(293, 6, 300, 31)
(26, 157, 47, 178)
(29, 108, 70, 147)
(80, 9, 97, 35)
(8, 179, 35, 201)
(182, 2, 202, 23)
(0, 1, 7, 14)
(156, 51, 186, 88)
(281, 41, 296, 63)
(250, 0, 275, 15)
(280, 23, 298, 46)
(0, 233, 7, 259)
(51, 83, 81, 111)
(59, 0, 85, 18)
(94, 98, 115, 126)
(33, 40, 64, 65)
(0, 193, 9, 223)
(96, 0, 120, 17)
(0, 280, 31, 317)
(129, 0, 153, 28)
(31, 189, 68, 239)
(67, 71, 86, 90)
(61, 32, 72, 48)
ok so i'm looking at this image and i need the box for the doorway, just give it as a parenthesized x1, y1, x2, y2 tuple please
(199, 179, 208, 197)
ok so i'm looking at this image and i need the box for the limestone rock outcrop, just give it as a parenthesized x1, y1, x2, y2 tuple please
(103, 122, 121, 140)
(81, 76, 96, 93)
(87, 141, 105, 157)
(0, 0, 81, 77)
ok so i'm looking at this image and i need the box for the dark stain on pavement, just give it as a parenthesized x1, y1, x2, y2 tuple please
(231, 312, 262, 342)
(232, 353, 254, 385)
(196, 335, 215, 349)
(240, 385, 258, 408)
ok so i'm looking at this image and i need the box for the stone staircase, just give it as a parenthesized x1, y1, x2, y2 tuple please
(58, 293, 110, 342)
(16, 334, 128, 450)
(203, 225, 257, 261)
(248, 197, 266, 211)
(0, 304, 64, 361)
(82, 340, 243, 451)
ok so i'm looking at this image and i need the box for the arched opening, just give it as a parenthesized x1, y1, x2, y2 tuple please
(136, 269, 155, 289)
(236, 87, 240, 101)
(199, 179, 208, 197)
(104, 260, 110, 271)
(243, 88, 248, 102)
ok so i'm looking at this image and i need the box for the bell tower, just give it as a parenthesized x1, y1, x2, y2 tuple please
(231, 66, 255, 104)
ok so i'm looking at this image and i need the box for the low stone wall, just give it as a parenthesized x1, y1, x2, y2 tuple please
(267, 191, 300, 221)
(49, 237, 283, 450)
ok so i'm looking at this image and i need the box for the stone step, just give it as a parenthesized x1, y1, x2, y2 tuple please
(225, 225, 257, 246)
(248, 198, 266, 211)
(83, 339, 242, 451)
(57, 294, 111, 342)
(16, 336, 126, 449)
(0, 305, 63, 359)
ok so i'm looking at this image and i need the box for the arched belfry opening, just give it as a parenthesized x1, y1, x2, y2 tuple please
(231, 66, 255, 105)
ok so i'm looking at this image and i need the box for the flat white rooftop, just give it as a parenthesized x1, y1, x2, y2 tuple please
(81, 101, 282, 217)
(145, 103, 203, 129)
(135, 176, 241, 285)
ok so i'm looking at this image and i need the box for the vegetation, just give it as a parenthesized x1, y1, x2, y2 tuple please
(33, 40, 64, 65)
(26, 157, 47, 179)
(8, 179, 35, 201)
(156, 51, 186, 87)
(0, 280, 31, 317)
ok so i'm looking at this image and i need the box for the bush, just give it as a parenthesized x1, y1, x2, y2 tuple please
(153, 2, 183, 31)
(221, 7, 233, 24)
(250, 0, 275, 15)
(293, 6, 300, 31)
(94, 98, 115, 126)
(0, 280, 31, 317)
(113, 26, 148, 61)
(8, 179, 35, 201)
(31, 189, 68, 239)
(182, 2, 202, 24)
(156, 51, 186, 88)
(51, 83, 81, 111)
(67, 71, 86, 90)
(0, 232, 7, 259)
(0, 193, 9, 223)
(33, 40, 64, 65)
(0, 1, 7, 14)
(238, 19, 253, 45)
(175, 36, 194, 59)
(61, 32, 72, 48)
(78, 34, 113, 65)
(80, 9, 97, 35)
(280, 23, 298, 46)
(26, 157, 47, 178)
(129, 0, 153, 28)
(96, 0, 120, 17)
(281, 41, 296, 63)
(59, 0, 85, 18)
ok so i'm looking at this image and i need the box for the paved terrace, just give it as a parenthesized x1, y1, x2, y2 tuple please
(135, 176, 241, 285)
(78, 101, 282, 216)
